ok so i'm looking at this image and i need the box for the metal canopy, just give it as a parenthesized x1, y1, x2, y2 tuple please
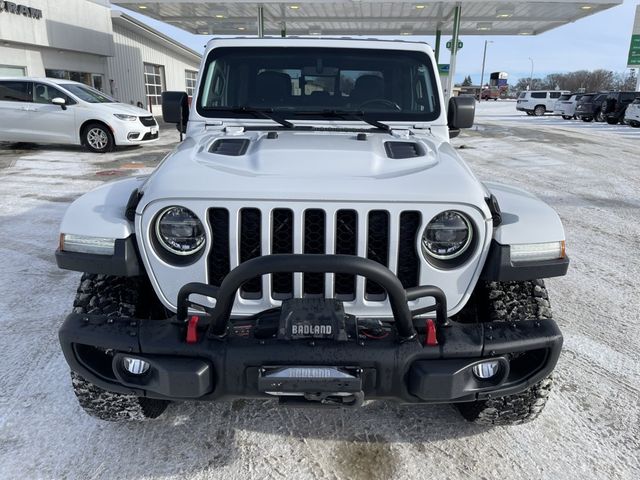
(113, 0, 621, 37)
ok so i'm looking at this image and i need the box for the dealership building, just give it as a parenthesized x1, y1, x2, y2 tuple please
(0, 0, 201, 114)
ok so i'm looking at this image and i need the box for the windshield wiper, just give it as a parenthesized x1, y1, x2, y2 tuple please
(296, 110, 391, 131)
(203, 106, 294, 128)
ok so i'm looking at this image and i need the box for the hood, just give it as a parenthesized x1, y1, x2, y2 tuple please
(96, 102, 153, 116)
(140, 129, 489, 209)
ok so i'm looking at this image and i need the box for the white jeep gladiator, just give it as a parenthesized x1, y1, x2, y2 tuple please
(56, 38, 569, 425)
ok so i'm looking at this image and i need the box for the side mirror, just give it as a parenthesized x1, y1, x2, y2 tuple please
(448, 96, 475, 138)
(162, 91, 189, 136)
(51, 97, 67, 110)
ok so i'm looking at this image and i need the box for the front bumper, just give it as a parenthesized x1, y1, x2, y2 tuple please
(112, 121, 159, 145)
(59, 254, 563, 406)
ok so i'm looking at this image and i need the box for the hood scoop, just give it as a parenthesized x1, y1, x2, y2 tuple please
(209, 138, 250, 156)
(384, 141, 424, 159)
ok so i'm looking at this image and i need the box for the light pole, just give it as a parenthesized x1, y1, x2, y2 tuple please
(528, 57, 534, 90)
(479, 40, 493, 95)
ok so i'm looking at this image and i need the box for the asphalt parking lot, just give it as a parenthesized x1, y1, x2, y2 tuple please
(0, 102, 638, 480)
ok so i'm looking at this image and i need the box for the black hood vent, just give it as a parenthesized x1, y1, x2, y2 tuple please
(209, 138, 250, 156)
(384, 141, 423, 159)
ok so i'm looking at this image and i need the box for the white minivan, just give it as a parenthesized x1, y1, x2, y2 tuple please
(0, 78, 159, 153)
(516, 90, 570, 116)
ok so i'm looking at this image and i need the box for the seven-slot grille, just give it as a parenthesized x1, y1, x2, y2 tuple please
(207, 207, 422, 303)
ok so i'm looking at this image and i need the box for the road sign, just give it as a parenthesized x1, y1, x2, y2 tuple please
(438, 64, 450, 75)
(629, 6, 640, 67)
(446, 40, 463, 51)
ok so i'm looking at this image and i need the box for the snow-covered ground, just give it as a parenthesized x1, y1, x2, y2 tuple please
(0, 105, 638, 480)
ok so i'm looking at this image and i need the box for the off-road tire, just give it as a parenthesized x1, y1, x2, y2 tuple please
(581, 116, 593, 122)
(455, 279, 555, 426)
(69, 273, 170, 421)
(82, 122, 115, 153)
(605, 117, 619, 125)
(630, 120, 640, 128)
(533, 105, 546, 116)
(562, 115, 572, 120)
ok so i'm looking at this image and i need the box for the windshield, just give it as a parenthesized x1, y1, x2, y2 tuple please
(61, 84, 115, 103)
(197, 47, 441, 122)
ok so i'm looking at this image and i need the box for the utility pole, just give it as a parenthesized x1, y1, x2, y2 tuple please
(479, 40, 493, 93)
(528, 57, 534, 90)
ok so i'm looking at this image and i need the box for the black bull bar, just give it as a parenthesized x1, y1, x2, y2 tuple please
(177, 254, 448, 339)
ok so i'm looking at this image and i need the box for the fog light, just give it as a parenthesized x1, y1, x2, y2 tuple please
(472, 360, 501, 379)
(127, 132, 141, 140)
(122, 357, 150, 375)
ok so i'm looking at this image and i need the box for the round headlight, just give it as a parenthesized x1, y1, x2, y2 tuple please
(155, 206, 205, 255)
(422, 211, 473, 260)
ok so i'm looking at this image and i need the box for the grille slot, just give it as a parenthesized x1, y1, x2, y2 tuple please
(271, 209, 294, 298)
(334, 210, 357, 300)
(397, 211, 421, 288)
(239, 208, 262, 298)
(208, 208, 230, 287)
(209, 138, 250, 156)
(303, 209, 326, 296)
(384, 141, 423, 159)
(366, 210, 390, 298)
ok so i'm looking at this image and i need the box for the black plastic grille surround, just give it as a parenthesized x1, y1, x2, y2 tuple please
(139, 116, 156, 127)
(207, 207, 421, 300)
(303, 209, 326, 295)
(239, 208, 262, 297)
(271, 209, 294, 298)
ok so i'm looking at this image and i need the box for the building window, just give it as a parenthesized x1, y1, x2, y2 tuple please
(144, 63, 165, 108)
(185, 70, 198, 96)
(0, 65, 26, 77)
(45, 69, 104, 91)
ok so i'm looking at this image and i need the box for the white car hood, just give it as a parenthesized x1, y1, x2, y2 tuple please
(96, 102, 152, 116)
(139, 129, 489, 210)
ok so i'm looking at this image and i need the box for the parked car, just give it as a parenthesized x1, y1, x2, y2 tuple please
(601, 91, 640, 125)
(623, 97, 640, 127)
(480, 87, 499, 101)
(0, 78, 158, 152)
(56, 38, 568, 426)
(575, 92, 608, 122)
(553, 93, 583, 119)
(516, 90, 570, 116)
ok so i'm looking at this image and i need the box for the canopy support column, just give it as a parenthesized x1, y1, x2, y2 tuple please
(257, 6, 264, 38)
(434, 28, 442, 63)
(446, 4, 461, 101)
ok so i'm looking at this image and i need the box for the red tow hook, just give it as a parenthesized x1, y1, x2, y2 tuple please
(186, 315, 200, 344)
(425, 318, 438, 346)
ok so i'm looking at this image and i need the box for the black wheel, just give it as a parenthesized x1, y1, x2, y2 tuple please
(82, 122, 114, 153)
(69, 274, 170, 421)
(582, 116, 593, 122)
(562, 115, 572, 120)
(533, 105, 546, 116)
(455, 280, 555, 426)
(630, 121, 640, 128)
(605, 117, 619, 125)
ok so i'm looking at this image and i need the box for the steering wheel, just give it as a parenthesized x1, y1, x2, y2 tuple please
(358, 99, 401, 111)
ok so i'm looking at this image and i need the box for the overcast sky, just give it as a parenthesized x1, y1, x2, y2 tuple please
(114, 0, 639, 85)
